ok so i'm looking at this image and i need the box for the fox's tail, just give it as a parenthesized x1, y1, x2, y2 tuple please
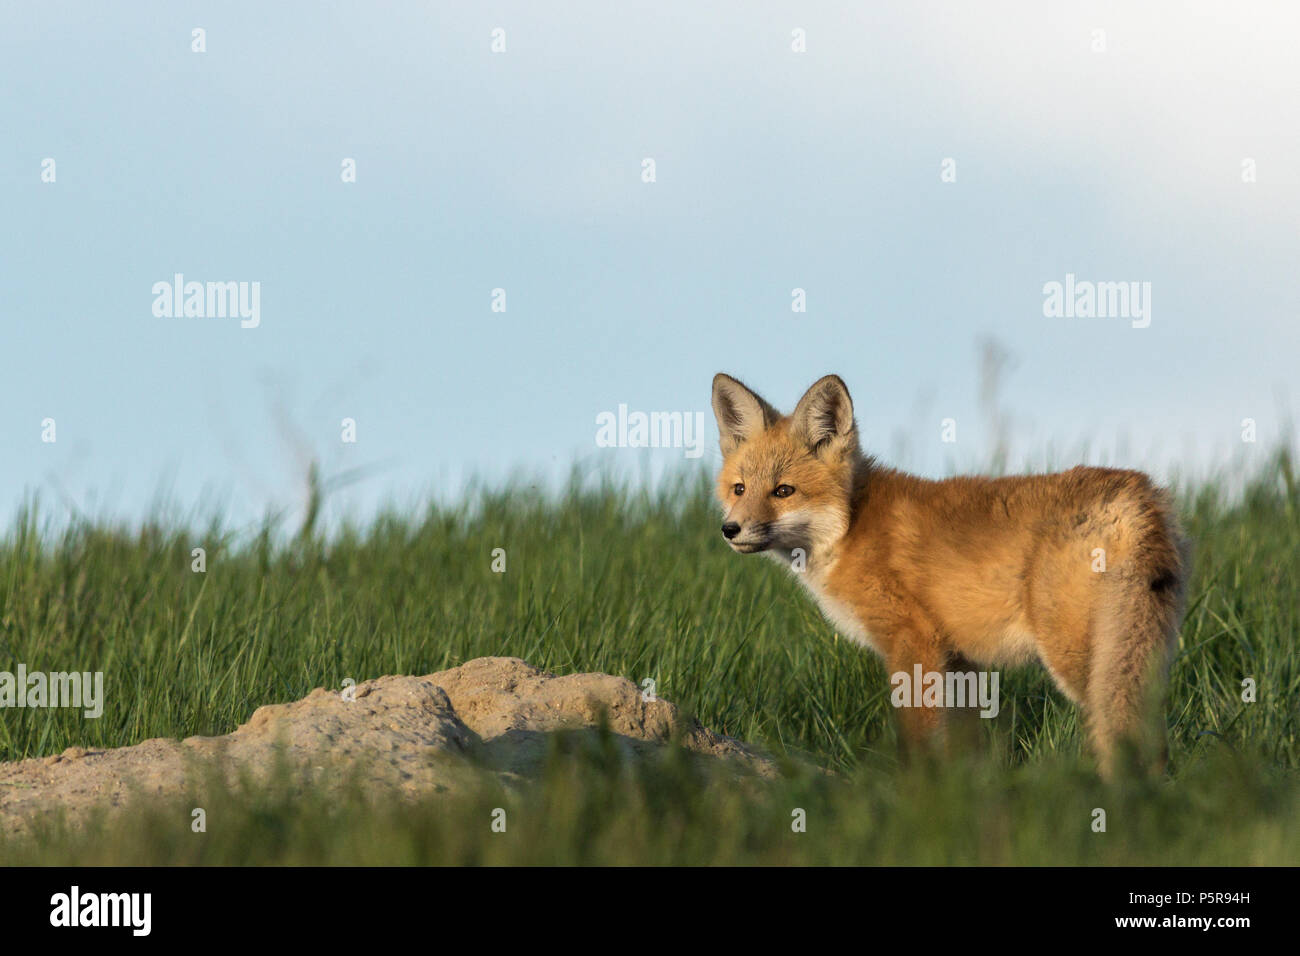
(1086, 504, 1190, 778)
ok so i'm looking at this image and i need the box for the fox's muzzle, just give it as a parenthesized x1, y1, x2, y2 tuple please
(722, 520, 771, 552)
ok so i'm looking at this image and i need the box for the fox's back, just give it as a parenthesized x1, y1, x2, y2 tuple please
(831, 465, 1186, 657)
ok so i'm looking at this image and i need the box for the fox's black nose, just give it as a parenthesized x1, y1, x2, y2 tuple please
(721, 522, 741, 540)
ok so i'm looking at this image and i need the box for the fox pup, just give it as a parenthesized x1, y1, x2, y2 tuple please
(711, 372, 1190, 778)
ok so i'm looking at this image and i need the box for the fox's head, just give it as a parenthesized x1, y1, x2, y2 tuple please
(711, 373, 861, 563)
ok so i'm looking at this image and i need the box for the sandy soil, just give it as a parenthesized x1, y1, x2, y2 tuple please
(0, 657, 775, 834)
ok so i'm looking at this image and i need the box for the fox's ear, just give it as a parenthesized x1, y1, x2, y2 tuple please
(712, 373, 778, 453)
(791, 374, 856, 452)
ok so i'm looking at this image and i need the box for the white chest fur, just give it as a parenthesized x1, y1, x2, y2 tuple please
(788, 563, 881, 655)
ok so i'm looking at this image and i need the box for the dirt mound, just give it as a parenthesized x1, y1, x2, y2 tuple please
(0, 657, 774, 834)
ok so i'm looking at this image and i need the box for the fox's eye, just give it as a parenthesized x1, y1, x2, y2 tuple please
(733, 483, 745, 496)
(773, 484, 795, 498)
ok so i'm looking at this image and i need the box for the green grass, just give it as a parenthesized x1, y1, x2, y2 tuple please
(1, 451, 1297, 864)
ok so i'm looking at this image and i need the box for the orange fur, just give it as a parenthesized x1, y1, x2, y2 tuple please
(712, 372, 1189, 778)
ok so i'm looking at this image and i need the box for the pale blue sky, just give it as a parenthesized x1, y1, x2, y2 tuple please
(3, 2, 1297, 531)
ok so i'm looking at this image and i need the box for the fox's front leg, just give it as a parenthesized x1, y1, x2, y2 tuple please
(943, 651, 988, 757)
(884, 628, 949, 761)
